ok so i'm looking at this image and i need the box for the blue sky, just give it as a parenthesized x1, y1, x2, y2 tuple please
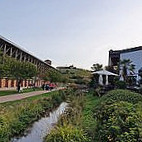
(1, 0, 142, 69)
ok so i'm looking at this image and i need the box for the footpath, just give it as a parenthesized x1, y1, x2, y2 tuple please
(0, 88, 64, 104)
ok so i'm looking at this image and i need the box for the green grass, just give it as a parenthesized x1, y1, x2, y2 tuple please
(81, 93, 100, 141)
(0, 90, 18, 96)
(1, 90, 56, 107)
(0, 87, 42, 96)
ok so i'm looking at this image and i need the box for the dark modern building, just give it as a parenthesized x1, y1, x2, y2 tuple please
(109, 46, 142, 80)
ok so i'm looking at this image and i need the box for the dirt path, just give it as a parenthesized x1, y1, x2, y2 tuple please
(0, 88, 64, 103)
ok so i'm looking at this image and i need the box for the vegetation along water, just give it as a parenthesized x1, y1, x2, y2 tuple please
(0, 89, 71, 142)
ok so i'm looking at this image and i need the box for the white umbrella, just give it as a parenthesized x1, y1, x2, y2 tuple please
(99, 74, 103, 85)
(92, 69, 118, 86)
(92, 70, 119, 76)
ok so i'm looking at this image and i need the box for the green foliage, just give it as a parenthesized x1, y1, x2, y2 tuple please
(45, 90, 92, 142)
(91, 63, 103, 71)
(0, 90, 68, 142)
(94, 101, 141, 142)
(101, 89, 142, 104)
(81, 94, 100, 141)
(0, 51, 4, 78)
(94, 89, 142, 142)
(115, 80, 127, 89)
(43, 69, 68, 83)
(46, 124, 89, 142)
(58, 67, 91, 84)
(0, 55, 37, 79)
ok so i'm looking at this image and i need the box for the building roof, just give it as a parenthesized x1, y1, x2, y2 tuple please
(110, 46, 142, 54)
(0, 35, 55, 69)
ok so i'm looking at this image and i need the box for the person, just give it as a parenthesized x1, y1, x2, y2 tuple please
(17, 81, 21, 93)
(45, 84, 50, 91)
(42, 83, 45, 90)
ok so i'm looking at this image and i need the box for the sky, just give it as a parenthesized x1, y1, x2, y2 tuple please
(1, 0, 142, 69)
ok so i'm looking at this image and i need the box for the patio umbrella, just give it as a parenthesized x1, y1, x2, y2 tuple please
(92, 70, 119, 76)
(92, 69, 119, 85)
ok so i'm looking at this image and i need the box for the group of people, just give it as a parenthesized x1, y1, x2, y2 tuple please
(41, 83, 56, 91)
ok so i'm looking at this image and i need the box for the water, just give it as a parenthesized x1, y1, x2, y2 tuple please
(11, 102, 68, 142)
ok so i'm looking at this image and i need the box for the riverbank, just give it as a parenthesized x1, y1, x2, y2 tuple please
(45, 90, 99, 142)
(12, 102, 68, 142)
(0, 89, 70, 142)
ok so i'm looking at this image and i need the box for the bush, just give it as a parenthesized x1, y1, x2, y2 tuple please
(115, 80, 126, 89)
(45, 124, 90, 142)
(93, 89, 142, 142)
(100, 89, 142, 104)
(94, 101, 142, 142)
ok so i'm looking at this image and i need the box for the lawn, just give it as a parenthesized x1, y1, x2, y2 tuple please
(0, 87, 42, 96)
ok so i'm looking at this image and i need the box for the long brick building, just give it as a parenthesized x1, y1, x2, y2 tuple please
(0, 35, 55, 89)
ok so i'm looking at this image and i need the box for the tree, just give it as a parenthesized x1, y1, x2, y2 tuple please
(91, 63, 103, 71)
(43, 69, 65, 83)
(0, 51, 5, 78)
(0, 54, 37, 82)
(120, 59, 135, 81)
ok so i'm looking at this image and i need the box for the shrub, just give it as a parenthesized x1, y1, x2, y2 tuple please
(100, 89, 142, 104)
(115, 80, 126, 89)
(94, 101, 142, 142)
(45, 124, 90, 142)
(93, 90, 142, 142)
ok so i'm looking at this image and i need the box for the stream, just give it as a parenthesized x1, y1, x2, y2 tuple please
(11, 102, 68, 142)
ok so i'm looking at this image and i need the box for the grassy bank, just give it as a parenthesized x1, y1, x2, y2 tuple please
(45, 90, 100, 142)
(0, 87, 42, 96)
(0, 89, 70, 142)
(81, 94, 100, 141)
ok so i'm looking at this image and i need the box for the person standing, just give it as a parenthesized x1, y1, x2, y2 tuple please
(17, 81, 21, 93)
(42, 83, 45, 90)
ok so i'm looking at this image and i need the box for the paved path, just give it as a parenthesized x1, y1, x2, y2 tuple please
(0, 88, 64, 104)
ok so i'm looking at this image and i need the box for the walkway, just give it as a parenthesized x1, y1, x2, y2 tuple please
(0, 88, 64, 104)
